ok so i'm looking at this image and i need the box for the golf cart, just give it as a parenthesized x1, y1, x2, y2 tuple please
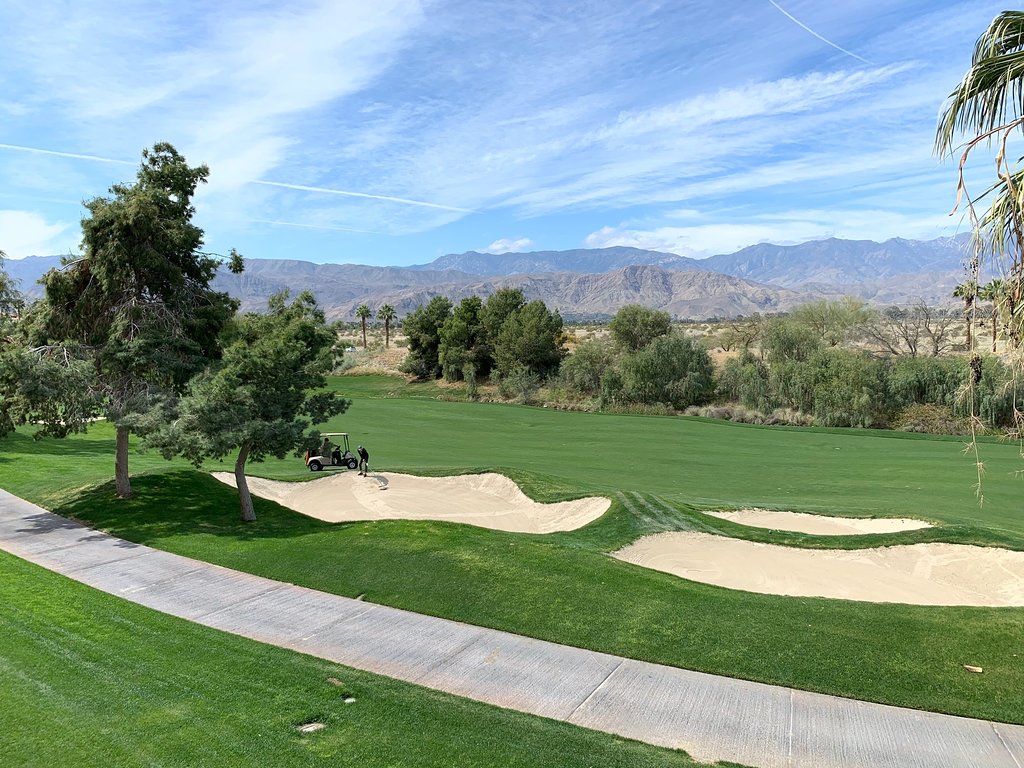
(305, 432, 358, 472)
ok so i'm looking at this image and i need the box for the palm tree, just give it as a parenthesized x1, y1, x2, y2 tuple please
(355, 304, 371, 349)
(953, 281, 978, 349)
(377, 304, 397, 348)
(936, 12, 1024, 346)
(979, 278, 1005, 352)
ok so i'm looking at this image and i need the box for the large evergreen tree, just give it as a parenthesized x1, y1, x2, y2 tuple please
(493, 299, 565, 379)
(33, 143, 242, 498)
(439, 296, 487, 381)
(150, 292, 349, 522)
(400, 296, 452, 379)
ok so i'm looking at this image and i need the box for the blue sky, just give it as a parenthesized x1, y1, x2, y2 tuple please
(0, 0, 1009, 265)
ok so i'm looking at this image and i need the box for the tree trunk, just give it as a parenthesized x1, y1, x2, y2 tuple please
(235, 441, 256, 522)
(964, 306, 972, 349)
(361, 318, 367, 349)
(115, 425, 132, 498)
(993, 311, 998, 354)
(385, 319, 390, 348)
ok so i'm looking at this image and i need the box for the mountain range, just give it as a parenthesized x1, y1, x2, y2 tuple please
(6, 234, 977, 320)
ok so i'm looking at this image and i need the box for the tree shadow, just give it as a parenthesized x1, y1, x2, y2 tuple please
(0, 432, 119, 463)
(52, 469, 329, 546)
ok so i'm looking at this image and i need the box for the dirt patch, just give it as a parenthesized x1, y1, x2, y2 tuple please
(213, 471, 609, 534)
(705, 509, 932, 536)
(613, 532, 1024, 606)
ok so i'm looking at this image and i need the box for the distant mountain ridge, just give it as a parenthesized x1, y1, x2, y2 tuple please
(411, 246, 704, 276)
(700, 235, 973, 287)
(6, 234, 979, 319)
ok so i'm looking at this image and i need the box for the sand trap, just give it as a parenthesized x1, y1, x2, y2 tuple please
(705, 509, 932, 536)
(212, 472, 609, 534)
(613, 532, 1024, 606)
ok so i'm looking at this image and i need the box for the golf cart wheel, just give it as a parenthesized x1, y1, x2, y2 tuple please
(308, 460, 322, 472)
(347, 458, 358, 469)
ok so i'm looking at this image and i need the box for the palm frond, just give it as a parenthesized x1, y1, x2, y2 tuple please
(936, 11, 1024, 154)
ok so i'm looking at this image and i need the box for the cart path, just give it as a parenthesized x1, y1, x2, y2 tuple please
(2, 489, 1022, 768)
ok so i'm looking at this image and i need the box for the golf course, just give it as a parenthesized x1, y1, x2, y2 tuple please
(2, 373, 1023, 750)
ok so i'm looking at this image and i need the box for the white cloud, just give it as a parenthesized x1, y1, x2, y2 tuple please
(587, 209, 963, 257)
(0, 210, 76, 258)
(485, 237, 534, 254)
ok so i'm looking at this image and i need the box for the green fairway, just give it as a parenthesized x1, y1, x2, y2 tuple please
(321, 376, 1024, 543)
(1, 374, 1023, 725)
(0, 551, 723, 767)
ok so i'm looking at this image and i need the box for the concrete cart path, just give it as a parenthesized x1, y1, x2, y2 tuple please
(2, 489, 1022, 768)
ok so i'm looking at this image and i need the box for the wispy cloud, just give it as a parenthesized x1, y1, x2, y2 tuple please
(0, 210, 76, 258)
(0, 0, 1011, 261)
(586, 208, 959, 257)
(249, 219, 387, 236)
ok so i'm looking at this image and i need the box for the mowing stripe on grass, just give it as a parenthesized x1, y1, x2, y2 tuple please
(619, 491, 721, 535)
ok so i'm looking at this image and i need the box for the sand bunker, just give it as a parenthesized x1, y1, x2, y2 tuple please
(705, 509, 932, 536)
(613, 532, 1024, 606)
(212, 472, 609, 534)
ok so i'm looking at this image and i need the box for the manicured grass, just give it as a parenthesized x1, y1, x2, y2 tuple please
(318, 376, 1024, 546)
(0, 551, 722, 767)
(3, 376, 1024, 724)
(43, 470, 1024, 726)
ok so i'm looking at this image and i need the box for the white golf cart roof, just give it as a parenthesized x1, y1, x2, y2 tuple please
(321, 432, 348, 437)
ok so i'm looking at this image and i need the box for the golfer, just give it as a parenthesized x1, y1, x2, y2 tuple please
(357, 445, 370, 476)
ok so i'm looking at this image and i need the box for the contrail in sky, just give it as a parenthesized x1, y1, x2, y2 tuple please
(0, 142, 474, 213)
(0, 142, 134, 165)
(250, 180, 475, 213)
(767, 0, 872, 65)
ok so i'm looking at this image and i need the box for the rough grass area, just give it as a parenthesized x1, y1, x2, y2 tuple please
(2, 374, 1023, 724)
(0, 551, 724, 768)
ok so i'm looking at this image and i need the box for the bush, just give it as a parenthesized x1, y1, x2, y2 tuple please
(498, 365, 540, 404)
(682, 404, 815, 426)
(893, 403, 968, 435)
(463, 362, 478, 400)
(609, 304, 672, 351)
(560, 339, 615, 396)
(618, 333, 715, 410)
(716, 350, 771, 411)
(335, 349, 369, 373)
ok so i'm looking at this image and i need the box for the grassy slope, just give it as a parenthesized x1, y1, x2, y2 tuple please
(0, 551, 722, 768)
(2, 375, 1023, 723)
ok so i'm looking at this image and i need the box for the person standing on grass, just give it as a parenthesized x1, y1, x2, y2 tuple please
(358, 444, 370, 476)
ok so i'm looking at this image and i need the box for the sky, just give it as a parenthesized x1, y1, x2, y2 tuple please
(0, 0, 1011, 265)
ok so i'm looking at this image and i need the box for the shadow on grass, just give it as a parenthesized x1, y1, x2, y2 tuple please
(0, 431, 120, 462)
(53, 469, 331, 545)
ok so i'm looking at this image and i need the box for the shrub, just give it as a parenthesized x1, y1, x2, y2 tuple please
(618, 333, 715, 409)
(893, 403, 968, 435)
(716, 350, 771, 411)
(609, 304, 672, 351)
(560, 338, 615, 396)
(498, 365, 540, 404)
